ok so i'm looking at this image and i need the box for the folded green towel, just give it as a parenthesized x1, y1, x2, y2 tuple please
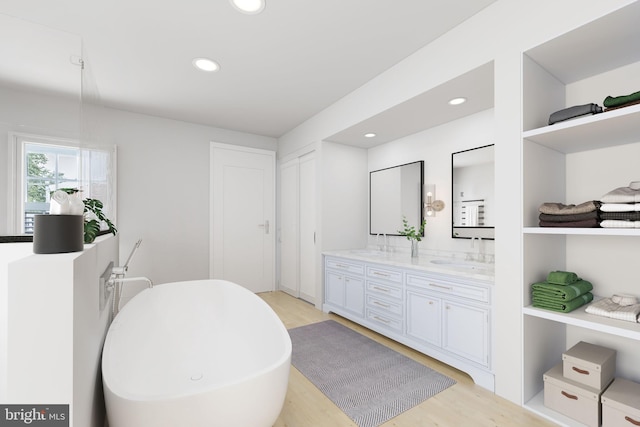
(603, 90, 640, 108)
(531, 279, 593, 301)
(546, 270, 579, 285)
(533, 292, 594, 313)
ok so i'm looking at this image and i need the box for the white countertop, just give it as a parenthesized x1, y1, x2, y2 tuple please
(323, 248, 495, 282)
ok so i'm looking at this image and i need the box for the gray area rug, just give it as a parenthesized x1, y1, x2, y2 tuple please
(288, 320, 456, 427)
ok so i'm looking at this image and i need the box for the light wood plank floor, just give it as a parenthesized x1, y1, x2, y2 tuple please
(259, 291, 556, 427)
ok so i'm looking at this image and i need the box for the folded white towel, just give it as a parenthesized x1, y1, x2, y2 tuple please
(50, 190, 70, 214)
(600, 220, 640, 228)
(68, 193, 85, 215)
(600, 203, 640, 212)
(600, 182, 640, 203)
(612, 294, 638, 306)
(586, 297, 640, 323)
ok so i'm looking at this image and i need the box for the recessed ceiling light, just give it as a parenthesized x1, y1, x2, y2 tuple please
(230, 0, 265, 14)
(192, 58, 220, 72)
(364, 133, 377, 138)
(448, 97, 467, 106)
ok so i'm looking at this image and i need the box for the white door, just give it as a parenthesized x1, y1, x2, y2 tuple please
(278, 151, 316, 304)
(298, 152, 316, 303)
(279, 158, 299, 296)
(210, 143, 275, 293)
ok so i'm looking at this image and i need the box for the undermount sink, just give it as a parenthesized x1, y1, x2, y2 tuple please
(348, 249, 386, 256)
(430, 259, 493, 271)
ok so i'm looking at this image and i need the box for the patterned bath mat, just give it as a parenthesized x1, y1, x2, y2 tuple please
(288, 320, 456, 427)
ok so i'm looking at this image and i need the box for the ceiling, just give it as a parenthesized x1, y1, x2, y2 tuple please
(0, 0, 495, 139)
(326, 61, 494, 148)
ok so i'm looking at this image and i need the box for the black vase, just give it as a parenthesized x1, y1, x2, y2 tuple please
(33, 214, 84, 254)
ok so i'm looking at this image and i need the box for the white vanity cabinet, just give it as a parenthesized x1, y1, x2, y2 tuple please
(365, 264, 404, 334)
(406, 272, 491, 368)
(323, 252, 495, 391)
(324, 256, 365, 318)
(406, 290, 442, 347)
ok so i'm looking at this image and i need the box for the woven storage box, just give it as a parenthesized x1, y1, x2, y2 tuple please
(544, 363, 602, 427)
(563, 341, 616, 390)
(602, 378, 640, 427)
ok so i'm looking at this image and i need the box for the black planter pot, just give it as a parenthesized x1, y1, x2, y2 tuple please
(33, 214, 84, 254)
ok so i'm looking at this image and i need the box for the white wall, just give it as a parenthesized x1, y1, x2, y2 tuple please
(367, 109, 494, 256)
(0, 242, 34, 400)
(2, 235, 118, 427)
(101, 108, 276, 288)
(0, 85, 277, 289)
(276, 0, 635, 404)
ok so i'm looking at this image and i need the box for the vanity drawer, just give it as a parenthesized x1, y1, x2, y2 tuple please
(367, 265, 402, 283)
(366, 280, 402, 300)
(367, 294, 403, 317)
(366, 308, 403, 333)
(406, 274, 490, 303)
(326, 258, 365, 275)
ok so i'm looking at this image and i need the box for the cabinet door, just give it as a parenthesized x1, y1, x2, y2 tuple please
(443, 300, 489, 367)
(406, 290, 441, 347)
(344, 276, 364, 316)
(325, 271, 345, 307)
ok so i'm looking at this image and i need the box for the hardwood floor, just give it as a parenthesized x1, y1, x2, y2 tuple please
(259, 291, 556, 427)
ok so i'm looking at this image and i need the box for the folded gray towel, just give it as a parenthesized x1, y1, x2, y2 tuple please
(548, 103, 602, 125)
(539, 201, 600, 215)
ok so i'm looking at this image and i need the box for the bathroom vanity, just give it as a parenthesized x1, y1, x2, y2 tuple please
(323, 250, 495, 391)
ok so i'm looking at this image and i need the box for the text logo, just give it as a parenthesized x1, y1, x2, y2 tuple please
(0, 405, 68, 426)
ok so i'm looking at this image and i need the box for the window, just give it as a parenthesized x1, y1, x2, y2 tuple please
(10, 133, 116, 235)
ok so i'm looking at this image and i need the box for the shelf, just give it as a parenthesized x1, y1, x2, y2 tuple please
(523, 302, 640, 341)
(522, 103, 640, 154)
(524, 390, 589, 427)
(523, 227, 640, 237)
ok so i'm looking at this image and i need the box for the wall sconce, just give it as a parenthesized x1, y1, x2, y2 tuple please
(424, 184, 445, 217)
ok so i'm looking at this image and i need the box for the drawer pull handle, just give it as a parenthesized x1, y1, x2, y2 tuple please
(373, 272, 390, 278)
(373, 301, 390, 308)
(372, 286, 390, 292)
(373, 316, 390, 324)
(625, 416, 640, 426)
(572, 366, 590, 375)
(336, 264, 348, 268)
(561, 391, 578, 400)
(429, 283, 452, 290)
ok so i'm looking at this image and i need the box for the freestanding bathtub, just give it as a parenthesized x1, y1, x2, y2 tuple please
(102, 279, 292, 427)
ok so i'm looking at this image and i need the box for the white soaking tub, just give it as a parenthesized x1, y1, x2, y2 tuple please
(102, 279, 291, 427)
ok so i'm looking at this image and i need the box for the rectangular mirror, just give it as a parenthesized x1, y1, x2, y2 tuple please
(370, 161, 423, 236)
(452, 144, 494, 239)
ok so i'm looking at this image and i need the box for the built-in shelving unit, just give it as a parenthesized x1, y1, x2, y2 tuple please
(521, 2, 640, 426)
(523, 227, 640, 237)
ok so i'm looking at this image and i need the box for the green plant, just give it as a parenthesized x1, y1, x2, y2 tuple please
(58, 188, 117, 243)
(83, 198, 117, 243)
(398, 216, 426, 241)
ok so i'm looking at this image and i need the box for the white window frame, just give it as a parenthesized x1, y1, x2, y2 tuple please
(7, 132, 117, 235)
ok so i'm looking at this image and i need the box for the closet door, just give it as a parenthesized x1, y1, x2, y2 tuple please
(298, 152, 316, 304)
(279, 158, 299, 297)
